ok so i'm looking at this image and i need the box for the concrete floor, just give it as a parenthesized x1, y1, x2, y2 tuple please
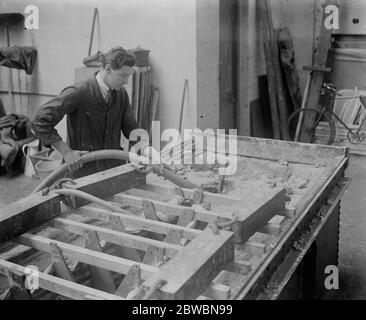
(338, 155, 366, 300)
(0, 154, 366, 299)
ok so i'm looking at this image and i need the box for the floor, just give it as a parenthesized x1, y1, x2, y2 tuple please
(338, 155, 366, 300)
(0, 154, 366, 299)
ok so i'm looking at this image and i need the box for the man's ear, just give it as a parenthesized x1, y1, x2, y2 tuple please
(104, 64, 112, 73)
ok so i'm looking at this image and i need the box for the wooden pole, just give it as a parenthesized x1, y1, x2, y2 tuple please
(259, 0, 280, 140)
(5, 25, 15, 113)
(87, 7, 98, 57)
(295, 75, 311, 142)
(178, 79, 188, 134)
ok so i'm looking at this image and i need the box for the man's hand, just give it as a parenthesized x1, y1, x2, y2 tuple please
(63, 150, 84, 171)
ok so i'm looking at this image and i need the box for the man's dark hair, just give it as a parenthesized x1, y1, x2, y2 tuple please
(102, 47, 136, 69)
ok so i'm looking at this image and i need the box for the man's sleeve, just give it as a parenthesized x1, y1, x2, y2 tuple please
(31, 87, 78, 146)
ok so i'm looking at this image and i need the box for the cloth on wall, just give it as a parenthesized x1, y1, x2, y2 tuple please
(0, 114, 30, 172)
(0, 98, 5, 117)
(0, 46, 38, 74)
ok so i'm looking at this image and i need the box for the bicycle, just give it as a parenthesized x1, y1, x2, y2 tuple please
(286, 83, 366, 145)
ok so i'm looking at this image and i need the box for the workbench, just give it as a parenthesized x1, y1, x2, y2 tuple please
(0, 135, 349, 300)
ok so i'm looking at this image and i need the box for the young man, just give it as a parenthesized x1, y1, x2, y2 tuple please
(31, 47, 139, 177)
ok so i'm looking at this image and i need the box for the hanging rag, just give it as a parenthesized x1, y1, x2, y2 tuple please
(0, 114, 30, 170)
(0, 46, 38, 75)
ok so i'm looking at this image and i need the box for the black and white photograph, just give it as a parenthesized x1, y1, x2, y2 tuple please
(0, 0, 364, 305)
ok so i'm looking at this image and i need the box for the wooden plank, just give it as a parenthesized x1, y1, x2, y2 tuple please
(278, 27, 302, 112)
(219, 0, 235, 130)
(124, 188, 172, 202)
(259, 0, 280, 139)
(176, 208, 195, 227)
(108, 216, 143, 262)
(113, 193, 234, 223)
(83, 230, 116, 294)
(77, 205, 201, 240)
(141, 183, 241, 206)
(229, 188, 286, 243)
(0, 259, 123, 300)
(237, 0, 251, 136)
(199, 132, 347, 165)
(266, 1, 292, 140)
(0, 164, 145, 246)
(0, 192, 60, 245)
(6, 270, 31, 300)
(300, 0, 337, 143)
(14, 233, 158, 279)
(142, 246, 166, 267)
(243, 241, 267, 256)
(52, 218, 180, 257)
(149, 88, 159, 134)
(50, 242, 74, 282)
(142, 228, 234, 300)
(69, 164, 146, 208)
(138, 69, 145, 127)
(259, 223, 282, 236)
(165, 229, 183, 245)
(115, 264, 141, 298)
(203, 282, 231, 300)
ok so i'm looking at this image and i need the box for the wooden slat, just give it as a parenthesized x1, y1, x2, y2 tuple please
(141, 183, 241, 206)
(203, 282, 231, 300)
(243, 241, 268, 256)
(14, 233, 158, 279)
(0, 192, 60, 245)
(237, 0, 251, 136)
(52, 217, 180, 257)
(77, 205, 201, 240)
(192, 132, 347, 165)
(259, 223, 282, 236)
(68, 164, 146, 208)
(0, 259, 124, 300)
(113, 193, 233, 223)
(229, 188, 286, 243)
(115, 264, 141, 298)
(0, 164, 145, 246)
(50, 242, 74, 282)
(300, 0, 337, 143)
(83, 230, 116, 293)
(108, 215, 143, 262)
(142, 228, 234, 300)
(219, 0, 235, 130)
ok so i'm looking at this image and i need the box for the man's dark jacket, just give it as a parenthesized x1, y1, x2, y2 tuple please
(32, 75, 138, 151)
(31, 75, 138, 176)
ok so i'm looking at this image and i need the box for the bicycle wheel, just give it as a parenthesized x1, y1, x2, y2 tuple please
(286, 108, 336, 145)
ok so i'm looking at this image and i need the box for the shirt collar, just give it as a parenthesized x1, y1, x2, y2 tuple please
(96, 72, 110, 99)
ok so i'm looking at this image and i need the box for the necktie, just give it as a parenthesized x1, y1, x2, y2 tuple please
(106, 89, 113, 105)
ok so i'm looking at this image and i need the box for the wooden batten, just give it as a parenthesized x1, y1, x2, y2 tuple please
(113, 193, 234, 223)
(0, 259, 124, 300)
(141, 228, 234, 300)
(14, 233, 158, 279)
(77, 205, 201, 240)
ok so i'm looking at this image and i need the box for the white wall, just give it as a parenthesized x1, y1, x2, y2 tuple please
(0, 0, 197, 134)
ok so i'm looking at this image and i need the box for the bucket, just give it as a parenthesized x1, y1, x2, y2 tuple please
(35, 159, 62, 181)
(22, 140, 41, 177)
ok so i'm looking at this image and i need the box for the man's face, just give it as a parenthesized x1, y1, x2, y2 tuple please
(105, 65, 133, 90)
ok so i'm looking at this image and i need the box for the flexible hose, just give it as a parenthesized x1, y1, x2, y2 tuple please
(32, 149, 197, 193)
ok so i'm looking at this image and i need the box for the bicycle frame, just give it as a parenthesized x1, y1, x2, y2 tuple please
(325, 93, 366, 137)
